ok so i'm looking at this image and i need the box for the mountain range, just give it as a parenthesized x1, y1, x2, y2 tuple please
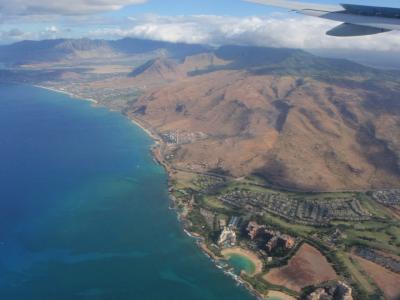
(127, 45, 400, 191)
(1, 38, 399, 191)
(0, 38, 209, 66)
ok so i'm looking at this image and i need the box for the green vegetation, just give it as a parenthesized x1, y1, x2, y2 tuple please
(336, 252, 376, 294)
(187, 209, 209, 235)
(358, 194, 391, 219)
(261, 212, 315, 236)
(171, 173, 399, 300)
(242, 273, 299, 298)
(330, 217, 400, 255)
(202, 196, 229, 211)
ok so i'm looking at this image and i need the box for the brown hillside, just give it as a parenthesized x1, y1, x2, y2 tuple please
(127, 52, 400, 191)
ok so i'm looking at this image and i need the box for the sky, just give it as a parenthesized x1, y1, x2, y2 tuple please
(1, 0, 400, 55)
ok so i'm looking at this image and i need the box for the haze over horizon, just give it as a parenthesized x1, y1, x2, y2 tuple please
(1, 0, 400, 54)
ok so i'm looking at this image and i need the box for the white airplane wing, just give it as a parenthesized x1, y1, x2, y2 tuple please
(245, 0, 400, 36)
(246, 0, 341, 12)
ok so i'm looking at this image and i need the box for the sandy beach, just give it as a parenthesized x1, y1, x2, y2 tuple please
(221, 247, 263, 275)
(129, 117, 161, 144)
(34, 85, 99, 104)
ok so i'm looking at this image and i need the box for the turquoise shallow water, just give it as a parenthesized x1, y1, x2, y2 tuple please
(0, 84, 255, 300)
(227, 254, 256, 275)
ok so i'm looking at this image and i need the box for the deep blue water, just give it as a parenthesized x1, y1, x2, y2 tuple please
(0, 84, 255, 300)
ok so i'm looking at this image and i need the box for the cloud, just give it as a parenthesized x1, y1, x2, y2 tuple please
(0, 26, 74, 44)
(90, 14, 400, 52)
(6, 28, 25, 37)
(0, 28, 30, 42)
(0, 0, 147, 16)
(45, 26, 59, 34)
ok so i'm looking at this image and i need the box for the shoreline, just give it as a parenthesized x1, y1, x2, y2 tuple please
(32, 84, 277, 300)
(128, 117, 162, 150)
(116, 117, 270, 300)
(33, 85, 99, 104)
(121, 112, 268, 300)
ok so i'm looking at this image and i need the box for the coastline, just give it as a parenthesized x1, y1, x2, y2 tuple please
(33, 85, 99, 104)
(32, 84, 270, 300)
(117, 121, 268, 300)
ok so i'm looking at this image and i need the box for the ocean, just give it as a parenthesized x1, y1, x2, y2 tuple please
(0, 83, 255, 300)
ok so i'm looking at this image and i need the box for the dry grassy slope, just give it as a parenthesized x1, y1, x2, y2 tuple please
(180, 53, 229, 72)
(85, 58, 186, 91)
(129, 53, 229, 84)
(129, 56, 400, 191)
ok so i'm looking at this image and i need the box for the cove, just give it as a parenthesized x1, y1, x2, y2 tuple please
(227, 254, 256, 275)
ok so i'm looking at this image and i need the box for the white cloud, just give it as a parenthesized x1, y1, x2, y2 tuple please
(90, 14, 400, 52)
(45, 26, 59, 34)
(0, 0, 147, 16)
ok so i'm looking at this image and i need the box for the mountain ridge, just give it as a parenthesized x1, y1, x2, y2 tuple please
(0, 38, 209, 66)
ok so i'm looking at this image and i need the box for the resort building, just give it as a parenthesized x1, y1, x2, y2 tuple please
(266, 236, 279, 253)
(228, 216, 240, 229)
(218, 227, 237, 248)
(246, 221, 296, 253)
(247, 221, 265, 240)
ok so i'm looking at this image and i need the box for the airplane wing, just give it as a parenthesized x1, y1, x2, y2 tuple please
(245, 0, 400, 36)
(246, 0, 341, 12)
